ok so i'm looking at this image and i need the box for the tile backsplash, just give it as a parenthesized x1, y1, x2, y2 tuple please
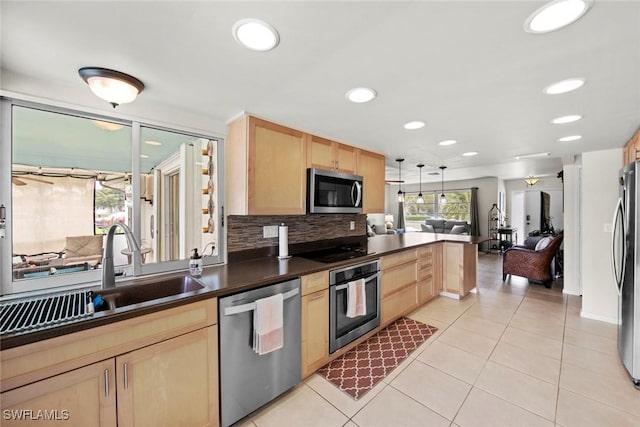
(227, 214, 366, 253)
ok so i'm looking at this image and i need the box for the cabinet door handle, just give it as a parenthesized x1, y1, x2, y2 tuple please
(104, 369, 110, 397)
(310, 293, 324, 301)
(123, 363, 129, 389)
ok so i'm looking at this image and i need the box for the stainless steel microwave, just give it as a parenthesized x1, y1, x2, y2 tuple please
(307, 168, 363, 214)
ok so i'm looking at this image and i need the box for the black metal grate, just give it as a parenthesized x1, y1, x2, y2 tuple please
(0, 289, 93, 335)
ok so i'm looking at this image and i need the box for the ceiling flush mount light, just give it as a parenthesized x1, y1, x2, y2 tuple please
(78, 67, 144, 108)
(396, 158, 405, 202)
(144, 140, 162, 146)
(552, 114, 582, 124)
(403, 121, 425, 130)
(439, 140, 457, 146)
(516, 152, 551, 159)
(416, 164, 425, 204)
(232, 18, 280, 51)
(346, 87, 377, 103)
(524, 0, 593, 34)
(439, 166, 447, 204)
(544, 78, 586, 95)
(524, 176, 540, 186)
(558, 135, 582, 142)
(462, 151, 479, 157)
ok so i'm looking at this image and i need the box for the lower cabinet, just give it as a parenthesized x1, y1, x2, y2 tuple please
(1, 327, 218, 427)
(117, 327, 218, 427)
(417, 243, 442, 304)
(1, 359, 117, 427)
(301, 289, 329, 378)
(443, 242, 477, 297)
(380, 250, 418, 326)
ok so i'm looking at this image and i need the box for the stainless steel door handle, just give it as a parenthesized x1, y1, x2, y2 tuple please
(611, 197, 626, 296)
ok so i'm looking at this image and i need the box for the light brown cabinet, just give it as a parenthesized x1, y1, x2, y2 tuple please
(307, 134, 357, 174)
(443, 242, 477, 297)
(1, 359, 117, 427)
(380, 249, 418, 326)
(357, 149, 386, 214)
(417, 243, 442, 304)
(623, 129, 639, 166)
(227, 115, 307, 215)
(117, 327, 218, 427)
(301, 270, 330, 378)
(1, 299, 219, 427)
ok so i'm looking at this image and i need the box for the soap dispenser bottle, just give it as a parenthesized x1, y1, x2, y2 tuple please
(190, 248, 203, 276)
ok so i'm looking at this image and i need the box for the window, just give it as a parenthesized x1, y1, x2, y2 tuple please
(403, 189, 471, 230)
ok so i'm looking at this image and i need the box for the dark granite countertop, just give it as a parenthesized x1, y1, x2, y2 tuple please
(0, 233, 488, 350)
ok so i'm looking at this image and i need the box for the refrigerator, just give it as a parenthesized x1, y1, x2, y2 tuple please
(612, 160, 640, 389)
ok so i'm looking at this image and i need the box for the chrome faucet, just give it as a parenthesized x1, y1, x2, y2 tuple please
(102, 222, 141, 289)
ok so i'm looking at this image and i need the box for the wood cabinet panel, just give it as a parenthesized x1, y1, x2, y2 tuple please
(381, 249, 417, 270)
(357, 150, 386, 214)
(381, 283, 417, 326)
(336, 144, 357, 173)
(307, 135, 357, 173)
(301, 289, 329, 378)
(623, 130, 640, 165)
(1, 299, 217, 393)
(381, 262, 417, 297)
(1, 359, 117, 427)
(249, 118, 306, 214)
(417, 278, 435, 305)
(117, 327, 218, 427)
(443, 243, 477, 296)
(301, 270, 329, 296)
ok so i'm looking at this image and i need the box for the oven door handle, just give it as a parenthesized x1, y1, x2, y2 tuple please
(334, 273, 378, 291)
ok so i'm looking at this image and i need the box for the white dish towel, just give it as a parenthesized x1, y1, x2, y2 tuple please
(346, 278, 367, 318)
(253, 293, 284, 355)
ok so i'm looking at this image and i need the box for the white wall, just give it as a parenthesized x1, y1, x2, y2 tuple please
(580, 149, 622, 323)
(562, 161, 581, 296)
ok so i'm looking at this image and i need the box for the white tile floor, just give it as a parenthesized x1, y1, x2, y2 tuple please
(234, 253, 640, 427)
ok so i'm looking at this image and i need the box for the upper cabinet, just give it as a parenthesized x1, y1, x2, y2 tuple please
(226, 115, 386, 215)
(227, 116, 307, 215)
(358, 149, 386, 213)
(623, 129, 639, 166)
(307, 135, 357, 174)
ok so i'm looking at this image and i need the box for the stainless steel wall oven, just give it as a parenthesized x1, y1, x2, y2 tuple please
(329, 260, 380, 353)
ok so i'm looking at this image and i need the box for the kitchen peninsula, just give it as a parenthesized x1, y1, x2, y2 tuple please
(0, 232, 486, 427)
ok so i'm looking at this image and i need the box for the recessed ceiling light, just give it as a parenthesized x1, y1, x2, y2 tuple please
(516, 152, 551, 159)
(558, 135, 582, 142)
(544, 78, 586, 94)
(551, 114, 582, 124)
(403, 121, 425, 130)
(462, 151, 478, 156)
(140, 154, 149, 159)
(346, 87, 377, 103)
(232, 18, 280, 51)
(144, 140, 162, 146)
(524, 0, 593, 34)
(439, 140, 457, 146)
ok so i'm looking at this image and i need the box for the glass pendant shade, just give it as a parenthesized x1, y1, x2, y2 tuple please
(416, 163, 425, 204)
(416, 193, 424, 204)
(397, 190, 404, 202)
(439, 165, 447, 205)
(396, 158, 405, 202)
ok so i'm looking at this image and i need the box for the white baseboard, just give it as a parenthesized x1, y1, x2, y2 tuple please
(562, 289, 582, 296)
(439, 291, 461, 300)
(580, 310, 619, 325)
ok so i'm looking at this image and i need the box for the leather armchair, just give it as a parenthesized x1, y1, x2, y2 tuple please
(502, 233, 563, 288)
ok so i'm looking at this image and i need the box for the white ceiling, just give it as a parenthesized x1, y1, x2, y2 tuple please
(1, 1, 639, 185)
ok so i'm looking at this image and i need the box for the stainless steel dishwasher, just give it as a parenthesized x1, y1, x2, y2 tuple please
(219, 278, 301, 427)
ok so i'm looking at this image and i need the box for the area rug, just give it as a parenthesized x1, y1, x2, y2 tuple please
(317, 317, 438, 400)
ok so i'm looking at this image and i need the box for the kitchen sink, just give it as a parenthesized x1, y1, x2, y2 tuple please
(98, 276, 205, 310)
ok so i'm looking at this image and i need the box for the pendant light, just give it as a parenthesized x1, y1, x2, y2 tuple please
(439, 165, 447, 204)
(416, 164, 425, 204)
(396, 158, 405, 202)
(78, 67, 145, 108)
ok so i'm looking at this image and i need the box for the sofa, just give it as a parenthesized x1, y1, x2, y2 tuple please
(420, 219, 470, 234)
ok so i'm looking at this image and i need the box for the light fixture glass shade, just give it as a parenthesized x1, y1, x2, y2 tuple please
(440, 193, 447, 204)
(232, 19, 280, 51)
(524, 0, 592, 34)
(543, 78, 586, 94)
(397, 190, 404, 202)
(346, 87, 377, 103)
(416, 193, 424, 204)
(79, 67, 144, 107)
(524, 176, 540, 186)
